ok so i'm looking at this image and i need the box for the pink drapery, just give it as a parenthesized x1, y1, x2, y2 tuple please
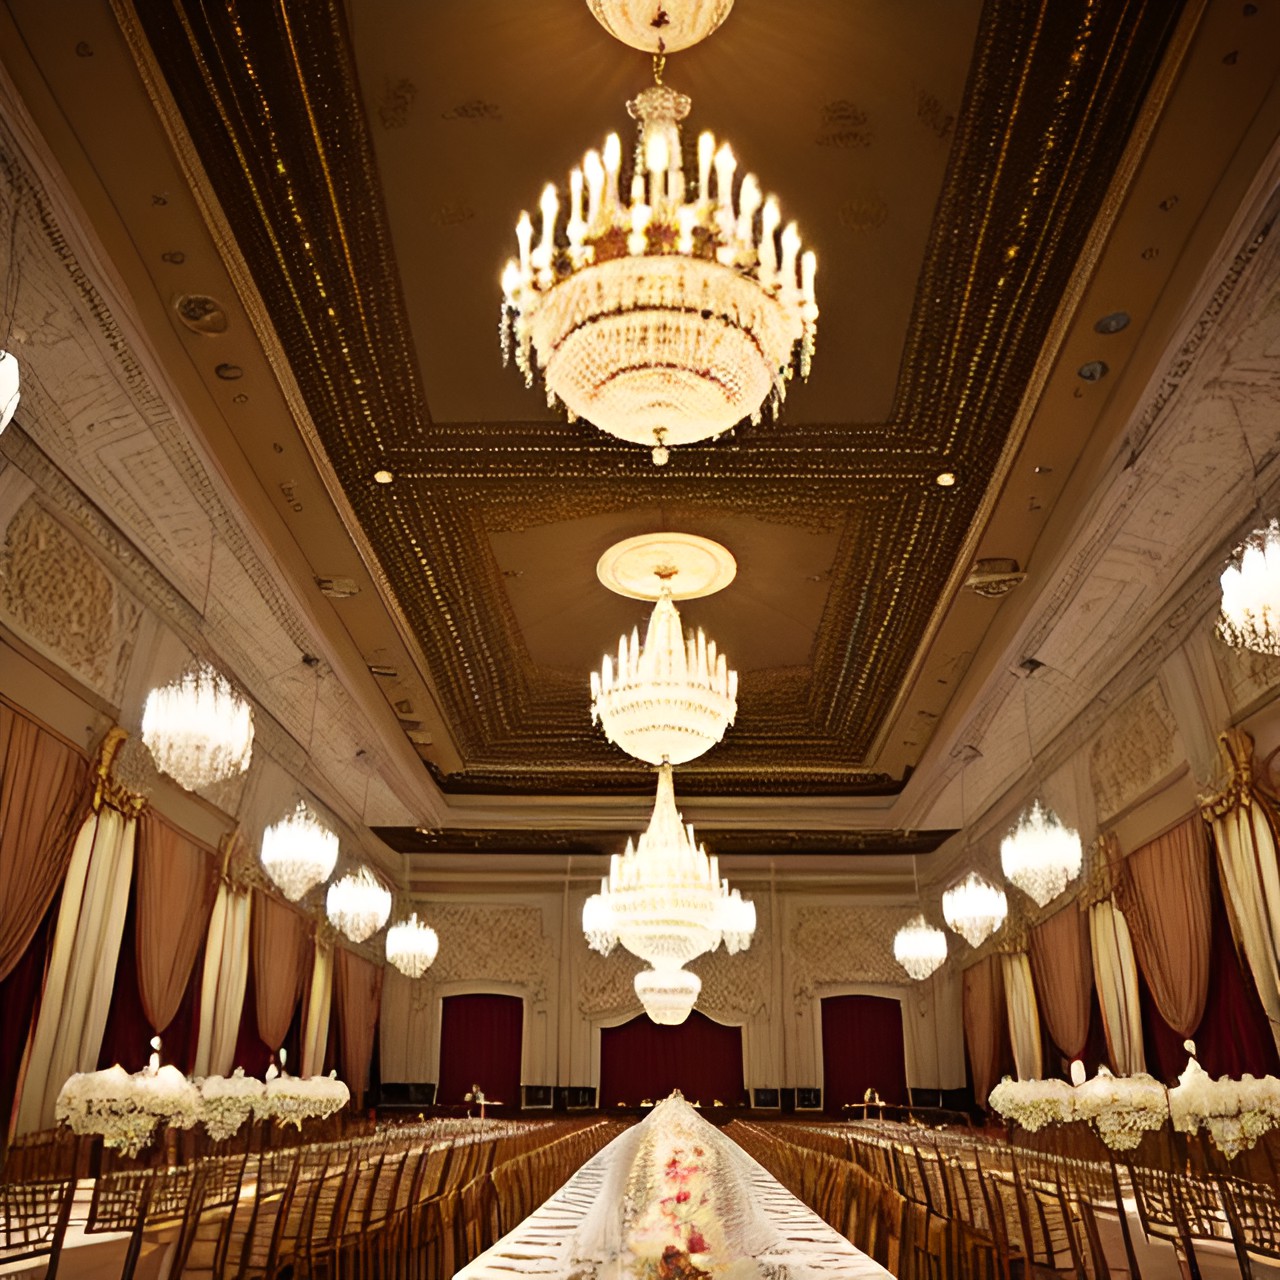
(0, 700, 89, 982)
(962, 955, 1006, 1106)
(334, 947, 382, 1107)
(1117, 814, 1212, 1038)
(1028, 905, 1092, 1060)
(135, 813, 218, 1034)
(251, 892, 311, 1052)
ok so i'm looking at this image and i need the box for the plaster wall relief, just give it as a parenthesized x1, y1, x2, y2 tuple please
(1210, 612, 1280, 717)
(1088, 678, 1185, 824)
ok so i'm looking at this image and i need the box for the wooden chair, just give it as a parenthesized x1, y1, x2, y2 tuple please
(1214, 1174, 1280, 1277)
(0, 1175, 77, 1278)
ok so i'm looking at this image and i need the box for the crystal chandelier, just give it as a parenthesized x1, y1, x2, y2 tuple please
(386, 913, 440, 978)
(633, 968, 702, 1026)
(0, 350, 19, 434)
(1000, 800, 1083, 907)
(591, 577, 737, 766)
(587, 1, 735, 54)
(501, 76, 817, 464)
(583, 762, 755, 1024)
(260, 802, 339, 902)
(326, 866, 392, 943)
(893, 915, 948, 981)
(141, 661, 254, 791)
(942, 871, 1008, 948)
(1217, 520, 1280, 654)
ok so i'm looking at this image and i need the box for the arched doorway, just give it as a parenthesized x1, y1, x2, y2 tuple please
(436, 993, 523, 1106)
(599, 1010, 744, 1107)
(821, 993, 907, 1112)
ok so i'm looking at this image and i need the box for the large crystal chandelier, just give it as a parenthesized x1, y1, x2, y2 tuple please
(141, 661, 254, 791)
(1217, 520, 1280, 654)
(260, 802, 339, 903)
(1000, 800, 1083, 907)
(942, 872, 1008, 948)
(326, 866, 392, 943)
(501, 74, 817, 464)
(0, 350, 19, 434)
(584, 762, 755, 1024)
(386, 913, 440, 978)
(893, 915, 948, 981)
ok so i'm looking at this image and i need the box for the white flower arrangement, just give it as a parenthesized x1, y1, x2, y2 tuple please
(199, 1069, 265, 1141)
(259, 1071, 350, 1130)
(1168, 1042, 1280, 1158)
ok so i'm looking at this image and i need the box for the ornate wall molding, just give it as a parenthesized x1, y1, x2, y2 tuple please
(422, 903, 555, 1004)
(1089, 679, 1184, 823)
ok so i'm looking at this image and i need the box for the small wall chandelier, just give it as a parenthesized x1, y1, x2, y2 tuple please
(583, 762, 755, 1025)
(501, 61, 816, 464)
(591, 533, 738, 766)
(326, 866, 392, 943)
(893, 915, 948, 981)
(260, 802, 339, 902)
(1000, 800, 1082, 907)
(386, 913, 440, 978)
(1217, 520, 1280, 654)
(942, 871, 1008, 948)
(141, 661, 254, 791)
(0, 350, 19, 434)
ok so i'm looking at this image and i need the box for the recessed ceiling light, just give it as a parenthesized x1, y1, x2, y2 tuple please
(373, 468, 394, 484)
(1094, 311, 1130, 335)
(935, 471, 957, 488)
(1077, 360, 1109, 382)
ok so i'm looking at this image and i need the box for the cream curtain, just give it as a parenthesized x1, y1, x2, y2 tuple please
(301, 935, 333, 1078)
(16, 804, 136, 1133)
(252, 892, 311, 1053)
(1000, 952, 1043, 1082)
(193, 882, 252, 1077)
(335, 947, 383, 1108)
(1089, 897, 1145, 1075)
(1202, 729, 1280, 1052)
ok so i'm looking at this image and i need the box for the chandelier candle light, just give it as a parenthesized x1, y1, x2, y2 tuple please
(893, 914, 948, 981)
(386, 913, 440, 978)
(141, 661, 255, 791)
(260, 802, 340, 902)
(1000, 799, 1083, 907)
(501, 72, 817, 464)
(326, 866, 392, 943)
(942, 871, 1008, 948)
(1217, 520, 1280, 654)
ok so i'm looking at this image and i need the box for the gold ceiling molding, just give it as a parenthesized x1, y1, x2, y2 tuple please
(118, 0, 1188, 795)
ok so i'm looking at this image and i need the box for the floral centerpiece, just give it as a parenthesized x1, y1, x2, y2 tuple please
(56, 1053, 200, 1157)
(199, 1069, 265, 1141)
(258, 1068, 349, 1130)
(1169, 1041, 1280, 1157)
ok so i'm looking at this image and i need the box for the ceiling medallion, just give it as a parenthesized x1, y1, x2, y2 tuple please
(501, 69, 817, 464)
(942, 871, 1008, 948)
(141, 660, 254, 791)
(999, 800, 1082, 907)
(964, 557, 1027, 599)
(892, 914, 948, 981)
(586, 1, 734, 54)
(591, 534, 738, 765)
(1217, 520, 1280, 654)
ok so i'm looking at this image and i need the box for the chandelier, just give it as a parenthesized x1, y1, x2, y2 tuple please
(260, 802, 339, 902)
(1000, 800, 1082, 907)
(386, 913, 440, 978)
(0, 350, 18, 433)
(326, 866, 392, 943)
(583, 762, 755, 1024)
(633, 968, 702, 1027)
(141, 661, 254, 791)
(501, 75, 817, 464)
(587, 1, 735, 54)
(893, 915, 948, 981)
(1217, 520, 1280, 654)
(942, 871, 1008, 948)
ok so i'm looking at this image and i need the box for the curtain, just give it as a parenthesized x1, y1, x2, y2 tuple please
(334, 947, 383, 1107)
(135, 813, 217, 1034)
(193, 882, 251, 1077)
(1028, 906, 1092, 1060)
(819, 994, 907, 1110)
(436, 992, 522, 1107)
(0, 899, 57, 1138)
(1000, 952, 1043, 1081)
(251, 891, 311, 1052)
(599, 1009, 744, 1109)
(16, 804, 136, 1133)
(0, 701, 88, 982)
(300, 936, 332, 1078)
(962, 955, 1006, 1106)
(1201, 729, 1280, 1052)
(1118, 814, 1212, 1038)
(1089, 898, 1146, 1075)
(380, 967, 433, 1082)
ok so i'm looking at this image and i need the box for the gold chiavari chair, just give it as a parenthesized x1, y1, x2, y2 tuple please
(0, 1175, 77, 1278)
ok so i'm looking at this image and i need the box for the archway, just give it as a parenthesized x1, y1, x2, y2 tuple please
(437, 993, 524, 1106)
(820, 993, 907, 1112)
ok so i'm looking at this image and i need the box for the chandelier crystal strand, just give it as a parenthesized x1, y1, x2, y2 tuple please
(893, 914, 948, 981)
(260, 802, 339, 902)
(501, 81, 817, 463)
(385, 913, 440, 978)
(141, 661, 255, 791)
(942, 872, 1008, 948)
(326, 866, 392, 943)
(1000, 799, 1083, 907)
(590, 580, 738, 765)
(1217, 520, 1280, 654)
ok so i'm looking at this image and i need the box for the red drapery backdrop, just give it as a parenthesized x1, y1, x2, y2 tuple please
(599, 1011, 745, 1108)
(0, 896, 58, 1135)
(821, 994, 908, 1111)
(436, 993, 523, 1107)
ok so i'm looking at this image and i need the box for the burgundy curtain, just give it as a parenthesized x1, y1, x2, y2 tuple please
(436, 993, 523, 1107)
(0, 895, 58, 1134)
(1118, 815, 1212, 1039)
(334, 948, 383, 1108)
(963, 956, 1007, 1107)
(135, 813, 217, 1034)
(0, 701, 89, 982)
(251, 891, 311, 1052)
(599, 1011, 744, 1108)
(821, 994, 907, 1111)
(1028, 906, 1092, 1060)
